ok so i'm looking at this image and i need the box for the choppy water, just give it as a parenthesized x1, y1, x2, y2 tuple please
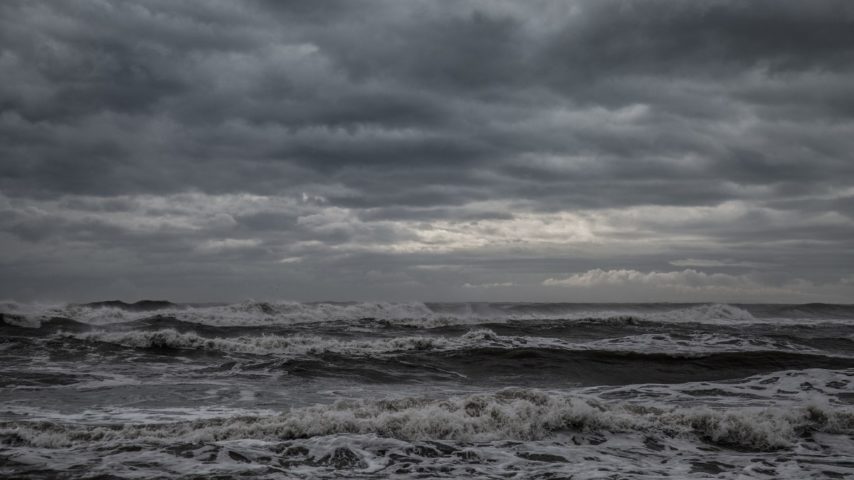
(1, 301, 853, 479)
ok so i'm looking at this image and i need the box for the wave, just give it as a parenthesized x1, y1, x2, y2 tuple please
(587, 367, 854, 406)
(61, 329, 469, 357)
(80, 300, 178, 311)
(0, 301, 801, 327)
(1, 301, 453, 328)
(44, 328, 854, 388)
(59, 329, 829, 359)
(3, 388, 852, 452)
(4, 301, 853, 336)
(0, 313, 91, 332)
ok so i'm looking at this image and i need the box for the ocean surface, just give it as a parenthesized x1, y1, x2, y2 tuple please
(1, 301, 853, 479)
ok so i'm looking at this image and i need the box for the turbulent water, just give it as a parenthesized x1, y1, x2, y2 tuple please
(1, 301, 853, 479)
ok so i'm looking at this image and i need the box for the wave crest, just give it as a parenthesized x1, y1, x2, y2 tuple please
(61, 328, 824, 359)
(3, 390, 852, 451)
(0, 301, 765, 328)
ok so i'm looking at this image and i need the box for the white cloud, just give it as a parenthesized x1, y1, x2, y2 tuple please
(198, 238, 262, 253)
(277, 256, 302, 264)
(462, 282, 515, 288)
(539, 268, 854, 303)
(543, 268, 791, 295)
(669, 258, 772, 268)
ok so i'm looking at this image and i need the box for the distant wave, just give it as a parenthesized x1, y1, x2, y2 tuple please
(58, 328, 838, 361)
(62, 329, 468, 357)
(6, 301, 852, 329)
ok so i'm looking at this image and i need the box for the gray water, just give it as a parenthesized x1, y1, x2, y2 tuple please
(1, 301, 853, 479)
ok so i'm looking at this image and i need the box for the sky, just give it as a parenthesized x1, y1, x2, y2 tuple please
(1, 0, 853, 303)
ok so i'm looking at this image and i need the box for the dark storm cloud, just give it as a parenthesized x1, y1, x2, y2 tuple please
(1, 0, 853, 301)
(3, 0, 853, 201)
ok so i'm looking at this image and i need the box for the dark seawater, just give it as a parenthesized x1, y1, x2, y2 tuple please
(1, 301, 853, 479)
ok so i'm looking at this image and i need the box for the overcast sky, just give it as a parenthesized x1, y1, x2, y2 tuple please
(1, 0, 853, 303)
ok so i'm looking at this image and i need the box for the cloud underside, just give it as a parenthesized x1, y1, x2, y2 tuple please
(1, 0, 853, 301)
(545, 269, 807, 295)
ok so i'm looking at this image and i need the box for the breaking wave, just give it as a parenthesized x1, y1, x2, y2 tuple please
(4, 300, 838, 330)
(59, 329, 827, 358)
(3, 389, 852, 452)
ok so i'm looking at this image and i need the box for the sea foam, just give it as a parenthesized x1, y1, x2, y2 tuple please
(3, 389, 852, 451)
(0, 301, 779, 329)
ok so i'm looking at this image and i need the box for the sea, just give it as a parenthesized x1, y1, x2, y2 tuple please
(1, 301, 853, 479)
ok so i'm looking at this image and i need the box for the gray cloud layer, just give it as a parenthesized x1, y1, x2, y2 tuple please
(1, 0, 853, 302)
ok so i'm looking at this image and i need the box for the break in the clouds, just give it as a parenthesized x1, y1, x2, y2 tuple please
(1, 0, 853, 302)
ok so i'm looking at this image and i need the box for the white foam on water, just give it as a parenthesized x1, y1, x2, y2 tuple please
(0, 404, 279, 425)
(2, 369, 853, 479)
(584, 368, 854, 408)
(3, 385, 853, 449)
(59, 328, 832, 358)
(5, 301, 851, 329)
(4, 429, 852, 480)
(581, 332, 826, 357)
